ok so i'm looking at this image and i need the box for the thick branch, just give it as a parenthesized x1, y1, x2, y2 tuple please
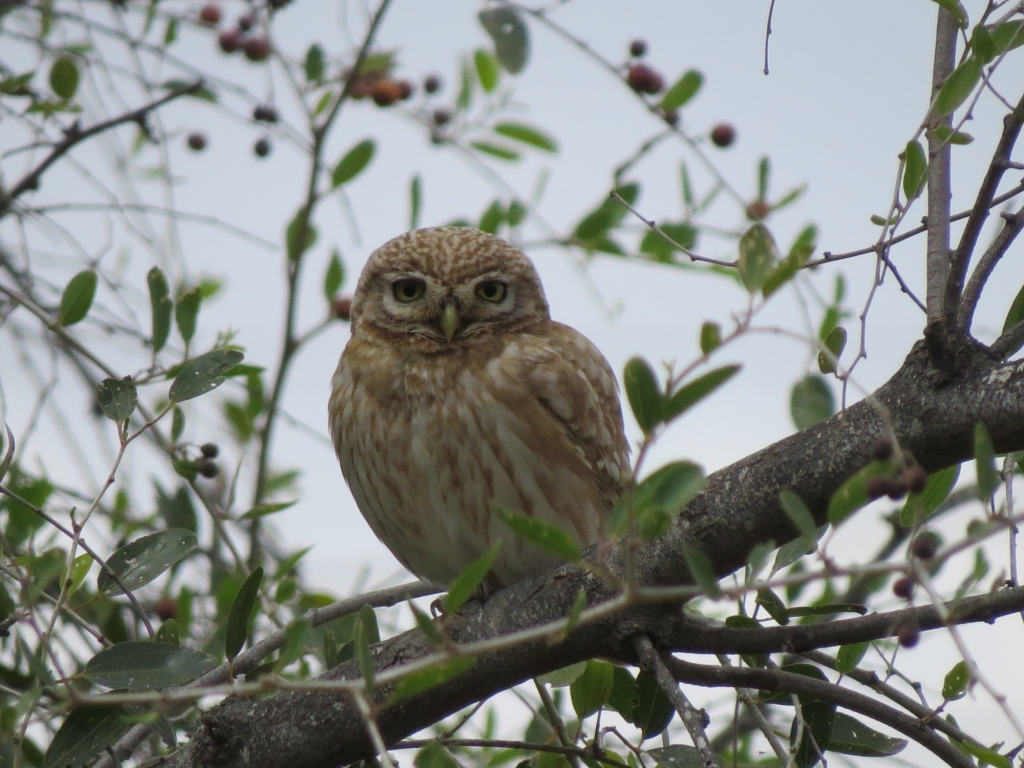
(926, 6, 957, 330)
(164, 344, 1024, 768)
(664, 658, 975, 768)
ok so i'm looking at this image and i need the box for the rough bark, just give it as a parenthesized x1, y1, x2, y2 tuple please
(164, 341, 1024, 768)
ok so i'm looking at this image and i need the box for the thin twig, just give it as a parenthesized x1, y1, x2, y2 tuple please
(957, 208, 1024, 331)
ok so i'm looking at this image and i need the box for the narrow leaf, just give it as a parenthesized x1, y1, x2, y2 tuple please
(900, 464, 959, 527)
(779, 489, 817, 539)
(42, 705, 128, 768)
(409, 601, 442, 646)
(975, 423, 998, 502)
(665, 365, 740, 422)
(84, 641, 216, 691)
(942, 660, 970, 701)
(147, 267, 173, 354)
(755, 587, 789, 625)
(737, 224, 778, 293)
(93, 377, 138, 422)
(470, 140, 520, 161)
(444, 541, 500, 615)
(353, 605, 377, 689)
(97, 530, 198, 595)
(492, 502, 581, 561)
(829, 460, 891, 525)
(409, 175, 422, 231)
(936, 56, 982, 116)
(836, 641, 869, 674)
(826, 711, 906, 758)
(790, 374, 834, 431)
(323, 251, 344, 300)
(659, 70, 703, 110)
(623, 357, 663, 433)
(392, 657, 475, 700)
(225, 567, 263, 663)
(332, 139, 375, 186)
(174, 287, 201, 345)
(682, 543, 720, 597)
(494, 122, 557, 152)
(699, 322, 721, 354)
(59, 270, 97, 326)
(902, 140, 927, 200)
(474, 48, 498, 92)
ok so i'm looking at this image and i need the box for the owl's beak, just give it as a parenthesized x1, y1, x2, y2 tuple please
(439, 301, 461, 342)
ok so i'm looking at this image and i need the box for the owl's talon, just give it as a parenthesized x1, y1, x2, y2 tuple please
(430, 596, 446, 618)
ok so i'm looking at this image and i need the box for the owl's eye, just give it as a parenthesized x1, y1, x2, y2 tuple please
(392, 279, 426, 302)
(475, 280, 507, 303)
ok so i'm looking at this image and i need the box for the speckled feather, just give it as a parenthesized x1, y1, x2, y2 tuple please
(329, 227, 631, 587)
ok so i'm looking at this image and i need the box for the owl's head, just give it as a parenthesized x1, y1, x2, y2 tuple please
(350, 227, 550, 346)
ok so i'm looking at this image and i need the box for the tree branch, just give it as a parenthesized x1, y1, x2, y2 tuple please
(159, 342, 1024, 768)
(663, 657, 975, 768)
(957, 208, 1024, 332)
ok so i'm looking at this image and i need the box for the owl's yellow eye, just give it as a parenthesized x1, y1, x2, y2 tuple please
(475, 280, 507, 303)
(392, 279, 426, 302)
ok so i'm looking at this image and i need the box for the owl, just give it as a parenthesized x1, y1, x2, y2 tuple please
(329, 227, 631, 589)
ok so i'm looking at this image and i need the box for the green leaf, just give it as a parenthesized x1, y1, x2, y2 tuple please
(155, 619, 179, 645)
(836, 641, 869, 674)
(786, 603, 865, 618)
(817, 326, 847, 374)
(492, 502, 581, 561)
(332, 139, 375, 186)
(174, 287, 202, 345)
(608, 666, 638, 723)
(639, 223, 697, 262)
(478, 7, 530, 74)
(239, 500, 296, 520)
(169, 348, 245, 402)
(493, 122, 557, 152)
(780, 489, 817, 540)
(929, 125, 974, 145)
(762, 225, 817, 298)
(470, 140, 520, 161)
(790, 374, 834, 431)
(943, 660, 970, 700)
(573, 183, 639, 243)
(900, 464, 959, 527)
(827, 712, 907, 758)
(623, 357, 663, 433)
(277, 617, 313, 670)
(353, 604, 378, 689)
(147, 267, 173, 354)
(478, 199, 505, 234)
(570, 660, 614, 719)
(0, 72, 34, 95)
(49, 56, 79, 99)
(699, 322, 721, 354)
(975, 423, 998, 502)
(757, 157, 771, 202)
(164, 18, 178, 45)
(957, 739, 1012, 768)
(160, 79, 216, 101)
(633, 670, 675, 740)
(646, 461, 706, 513)
(936, 56, 982, 116)
(659, 70, 703, 110)
(992, 20, 1024, 54)
(84, 641, 216, 691)
(323, 250, 344, 301)
(409, 601, 443, 646)
(790, 699, 836, 768)
(927, 0, 967, 28)
(171, 406, 185, 442)
(647, 745, 717, 768)
(737, 224, 778, 293)
(682, 542, 719, 597)
(665, 365, 740, 422)
(755, 587, 789, 625)
(59, 270, 97, 326)
(474, 48, 499, 92)
(304, 43, 325, 82)
(97, 530, 198, 595)
(42, 705, 129, 768)
(902, 140, 927, 200)
(409, 175, 422, 231)
(829, 460, 891, 525)
(539, 662, 587, 688)
(562, 588, 588, 637)
(93, 377, 138, 422)
(392, 657, 475, 700)
(1002, 282, 1024, 355)
(970, 23, 996, 63)
(445, 541, 500, 614)
(507, 199, 526, 226)
(225, 567, 263, 663)
(285, 207, 318, 262)
(772, 525, 826, 574)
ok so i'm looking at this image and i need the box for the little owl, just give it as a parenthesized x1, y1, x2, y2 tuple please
(329, 227, 631, 588)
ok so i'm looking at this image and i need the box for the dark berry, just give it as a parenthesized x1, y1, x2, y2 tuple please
(892, 576, 914, 600)
(199, 3, 221, 26)
(155, 597, 178, 621)
(349, 75, 376, 100)
(897, 620, 919, 648)
(911, 532, 939, 560)
(371, 79, 403, 107)
(186, 132, 207, 151)
(332, 296, 352, 321)
(218, 27, 242, 53)
(746, 201, 770, 221)
(885, 478, 908, 501)
(254, 137, 271, 157)
(397, 80, 414, 100)
(198, 457, 219, 479)
(870, 437, 894, 461)
(200, 442, 219, 458)
(244, 35, 271, 62)
(237, 11, 256, 31)
(627, 64, 664, 94)
(866, 476, 889, 500)
(423, 75, 441, 94)
(432, 108, 451, 126)
(662, 108, 679, 127)
(252, 104, 278, 123)
(903, 465, 929, 494)
(710, 123, 736, 148)
(629, 39, 648, 58)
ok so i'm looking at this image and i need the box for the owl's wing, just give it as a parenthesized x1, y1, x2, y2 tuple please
(511, 322, 633, 509)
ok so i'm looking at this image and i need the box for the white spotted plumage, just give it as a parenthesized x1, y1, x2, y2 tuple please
(329, 227, 631, 587)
